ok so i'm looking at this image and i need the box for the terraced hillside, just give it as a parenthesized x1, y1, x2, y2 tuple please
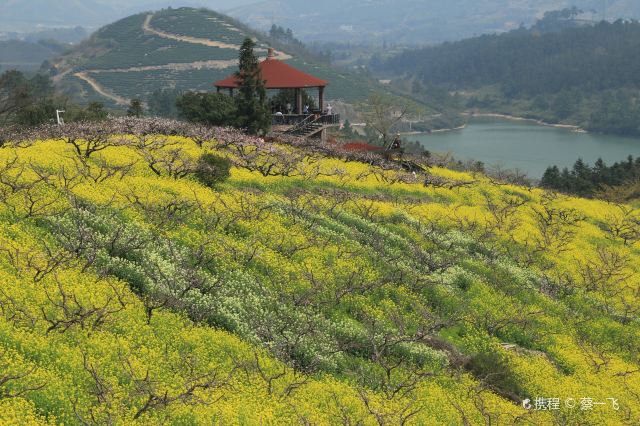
(0, 118, 639, 424)
(54, 7, 378, 108)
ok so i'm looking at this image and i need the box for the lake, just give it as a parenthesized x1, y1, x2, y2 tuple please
(410, 118, 640, 179)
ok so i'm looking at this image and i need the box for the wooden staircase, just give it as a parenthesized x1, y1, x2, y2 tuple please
(279, 114, 340, 139)
(288, 121, 325, 137)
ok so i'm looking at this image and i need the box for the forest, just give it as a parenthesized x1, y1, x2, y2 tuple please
(541, 156, 640, 199)
(376, 17, 640, 136)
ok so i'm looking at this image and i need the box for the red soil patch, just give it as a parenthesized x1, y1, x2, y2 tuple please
(342, 141, 384, 152)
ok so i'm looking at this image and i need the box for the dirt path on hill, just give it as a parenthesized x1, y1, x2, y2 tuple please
(71, 13, 293, 104)
(89, 59, 239, 73)
(72, 59, 239, 103)
(142, 13, 292, 60)
(52, 68, 72, 84)
(142, 13, 242, 50)
(74, 72, 129, 105)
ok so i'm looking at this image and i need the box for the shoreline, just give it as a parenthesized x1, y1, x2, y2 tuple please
(466, 112, 587, 133)
(400, 124, 467, 136)
(400, 112, 588, 137)
(431, 124, 467, 133)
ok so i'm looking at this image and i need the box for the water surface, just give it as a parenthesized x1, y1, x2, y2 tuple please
(411, 118, 640, 178)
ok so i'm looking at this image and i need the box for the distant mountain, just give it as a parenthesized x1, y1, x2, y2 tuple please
(0, 39, 67, 71)
(52, 7, 379, 108)
(378, 19, 640, 136)
(228, 0, 640, 44)
(23, 27, 89, 44)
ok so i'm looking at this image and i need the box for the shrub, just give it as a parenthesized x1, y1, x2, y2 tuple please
(194, 153, 231, 187)
(467, 349, 525, 402)
(176, 92, 236, 126)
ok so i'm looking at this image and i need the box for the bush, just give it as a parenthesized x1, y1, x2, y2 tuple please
(194, 153, 231, 187)
(467, 349, 525, 402)
(176, 92, 236, 126)
(72, 102, 108, 122)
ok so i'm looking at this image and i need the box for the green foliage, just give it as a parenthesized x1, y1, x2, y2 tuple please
(194, 153, 231, 187)
(467, 347, 524, 401)
(72, 102, 108, 122)
(147, 88, 180, 118)
(267, 25, 331, 65)
(126, 98, 144, 118)
(530, 7, 585, 33)
(380, 19, 640, 136)
(340, 119, 359, 140)
(234, 38, 270, 135)
(381, 20, 640, 96)
(176, 91, 236, 126)
(542, 155, 640, 198)
(0, 70, 55, 124)
(15, 98, 59, 126)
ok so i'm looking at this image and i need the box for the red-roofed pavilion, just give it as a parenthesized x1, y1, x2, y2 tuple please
(214, 49, 328, 115)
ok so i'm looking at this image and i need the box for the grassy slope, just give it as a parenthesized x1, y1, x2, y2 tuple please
(0, 123, 638, 424)
(56, 7, 380, 106)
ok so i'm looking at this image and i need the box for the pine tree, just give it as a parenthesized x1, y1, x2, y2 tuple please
(235, 38, 271, 135)
(127, 99, 144, 118)
(541, 165, 561, 189)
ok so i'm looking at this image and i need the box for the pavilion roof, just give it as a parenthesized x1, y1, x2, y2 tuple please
(214, 56, 328, 89)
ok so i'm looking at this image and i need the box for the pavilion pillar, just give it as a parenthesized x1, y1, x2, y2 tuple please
(318, 86, 325, 113)
(229, 88, 234, 97)
(216, 86, 221, 93)
(296, 88, 303, 114)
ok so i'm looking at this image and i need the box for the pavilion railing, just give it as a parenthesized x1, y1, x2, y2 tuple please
(319, 114, 340, 125)
(272, 113, 340, 126)
(285, 114, 316, 134)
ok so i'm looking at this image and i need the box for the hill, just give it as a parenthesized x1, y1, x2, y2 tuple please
(0, 39, 67, 72)
(377, 19, 640, 136)
(0, 117, 639, 424)
(22, 27, 89, 45)
(52, 7, 380, 109)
